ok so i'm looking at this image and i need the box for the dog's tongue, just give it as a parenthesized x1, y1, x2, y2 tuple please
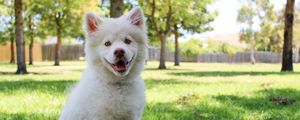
(112, 60, 127, 72)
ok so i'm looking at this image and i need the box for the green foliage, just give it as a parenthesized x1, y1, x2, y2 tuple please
(1, 61, 300, 119)
(149, 37, 174, 52)
(25, 0, 100, 41)
(237, 0, 284, 52)
(139, 0, 216, 47)
(179, 39, 243, 57)
(220, 43, 243, 55)
(237, 3, 255, 26)
(256, 0, 282, 52)
(180, 38, 202, 57)
(0, 0, 14, 44)
(23, 0, 47, 43)
(237, 1, 256, 45)
(0, 0, 100, 44)
(166, 39, 175, 52)
(172, 0, 216, 33)
(255, 3, 300, 52)
(202, 40, 243, 55)
(35, 0, 82, 38)
(294, 10, 300, 46)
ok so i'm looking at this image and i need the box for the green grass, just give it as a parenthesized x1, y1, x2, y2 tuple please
(0, 61, 300, 120)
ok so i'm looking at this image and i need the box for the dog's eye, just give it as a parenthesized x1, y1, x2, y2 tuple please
(104, 41, 111, 47)
(124, 38, 131, 45)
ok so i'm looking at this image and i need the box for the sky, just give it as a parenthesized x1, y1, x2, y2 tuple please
(180, 0, 300, 41)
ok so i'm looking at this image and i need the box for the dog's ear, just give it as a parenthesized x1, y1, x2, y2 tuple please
(84, 12, 101, 33)
(127, 7, 145, 29)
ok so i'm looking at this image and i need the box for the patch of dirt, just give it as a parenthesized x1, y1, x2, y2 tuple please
(260, 83, 272, 88)
(174, 93, 202, 105)
(270, 96, 296, 105)
(192, 107, 202, 118)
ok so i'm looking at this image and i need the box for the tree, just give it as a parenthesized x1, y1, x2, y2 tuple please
(281, 0, 295, 72)
(237, 0, 256, 64)
(139, 0, 173, 69)
(14, 0, 27, 74)
(139, 0, 215, 69)
(9, 22, 15, 64)
(172, 0, 215, 66)
(173, 25, 179, 66)
(23, 0, 52, 65)
(255, 0, 279, 52)
(24, 1, 41, 65)
(110, 0, 124, 17)
(293, 9, 300, 63)
(26, 14, 34, 65)
(237, 0, 285, 54)
(36, 0, 88, 66)
(0, 0, 15, 64)
(2, 0, 47, 65)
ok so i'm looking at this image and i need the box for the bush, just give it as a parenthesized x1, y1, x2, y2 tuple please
(180, 38, 202, 57)
(202, 40, 243, 55)
(180, 39, 243, 57)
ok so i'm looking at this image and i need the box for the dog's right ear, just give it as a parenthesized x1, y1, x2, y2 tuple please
(84, 12, 101, 33)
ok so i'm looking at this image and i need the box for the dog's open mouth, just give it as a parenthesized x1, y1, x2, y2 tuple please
(111, 60, 130, 73)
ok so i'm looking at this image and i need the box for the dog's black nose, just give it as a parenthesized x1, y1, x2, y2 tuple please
(114, 49, 125, 58)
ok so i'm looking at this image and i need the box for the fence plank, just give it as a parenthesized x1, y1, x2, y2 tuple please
(42, 45, 84, 61)
(37, 45, 300, 63)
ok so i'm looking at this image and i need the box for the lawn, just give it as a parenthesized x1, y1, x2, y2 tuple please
(0, 61, 300, 120)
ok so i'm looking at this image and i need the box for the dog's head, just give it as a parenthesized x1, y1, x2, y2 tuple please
(83, 7, 147, 77)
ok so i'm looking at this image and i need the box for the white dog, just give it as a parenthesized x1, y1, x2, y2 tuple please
(59, 7, 147, 120)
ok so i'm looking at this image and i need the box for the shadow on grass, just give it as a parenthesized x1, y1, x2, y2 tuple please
(144, 79, 236, 90)
(144, 95, 242, 120)
(0, 80, 76, 94)
(170, 71, 300, 77)
(145, 68, 191, 71)
(144, 88, 300, 120)
(213, 88, 300, 119)
(145, 79, 200, 89)
(144, 102, 204, 120)
(0, 71, 61, 75)
(0, 112, 58, 120)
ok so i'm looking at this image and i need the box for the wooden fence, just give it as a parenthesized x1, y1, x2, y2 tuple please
(148, 47, 286, 63)
(42, 45, 84, 61)
(41, 45, 200, 62)
(197, 52, 282, 63)
(2, 44, 298, 63)
(0, 42, 42, 62)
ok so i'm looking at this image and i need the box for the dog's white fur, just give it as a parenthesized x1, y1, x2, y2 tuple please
(59, 7, 147, 120)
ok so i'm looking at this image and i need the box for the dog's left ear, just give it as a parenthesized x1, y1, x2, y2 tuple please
(127, 7, 145, 30)
(84, 12, 102, 33)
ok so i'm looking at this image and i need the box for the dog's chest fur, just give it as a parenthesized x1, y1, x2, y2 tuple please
(59, 68, 145, 120)
(101, 82, 141, 120)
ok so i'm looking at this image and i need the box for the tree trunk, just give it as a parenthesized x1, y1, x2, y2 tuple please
(10, 35, 15, 64)
(54, 14, 62, 66)
(15, 0, 27, 74)
(174, 25, 180, 66)
(250, 36, 256, 64)
(110, 0, 124, 18)
(281, 0, 295, 72)
(249, 23, 256, 64)
(28, 16, 34, 65)
(294, 45, 299, 63)
(159, 33, 167, 69)
(29, 38, 33, 65)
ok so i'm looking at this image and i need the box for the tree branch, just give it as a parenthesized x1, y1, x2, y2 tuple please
(150, 0, 159, 33)
(165, 0, 172, 33)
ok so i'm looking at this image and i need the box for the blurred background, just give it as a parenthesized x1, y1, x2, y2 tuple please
(1, 0, 300, 120)
(1, 0, 300, 70)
